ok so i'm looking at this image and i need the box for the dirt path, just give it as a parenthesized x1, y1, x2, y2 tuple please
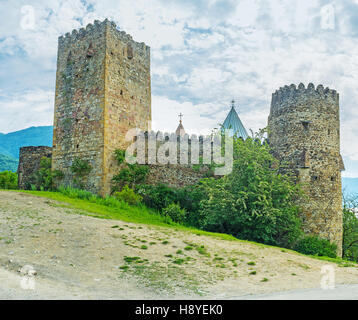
(1, 191, 358, 300)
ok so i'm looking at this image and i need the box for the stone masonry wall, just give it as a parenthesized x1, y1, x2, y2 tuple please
(102, 22, 151, 195)
(52, 19, 151, 196)
(268, 83, 343, 256)
(18, 146, 52, 189)
(52, 20, 107, 194)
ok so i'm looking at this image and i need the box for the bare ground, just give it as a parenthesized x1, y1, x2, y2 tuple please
(1, 191, 358, 300)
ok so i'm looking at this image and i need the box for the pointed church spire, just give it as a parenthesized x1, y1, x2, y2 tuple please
(222, 100, 248, 139)
(176, 113, 185, 136)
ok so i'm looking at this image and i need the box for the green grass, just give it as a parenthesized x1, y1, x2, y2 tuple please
(124, 256, 141, 263)
(8, 189, 241, 241)
(21, 190, 176, 227)
(172, 258, 185, 265)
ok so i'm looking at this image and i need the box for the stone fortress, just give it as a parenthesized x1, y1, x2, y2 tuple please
(17, 19, 344, 255)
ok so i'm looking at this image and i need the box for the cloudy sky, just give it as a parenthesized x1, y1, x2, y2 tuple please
(0, 0, 358, 177)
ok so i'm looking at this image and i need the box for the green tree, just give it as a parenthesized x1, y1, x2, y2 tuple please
(198, 136, 303, 248)
(0, 171, 18, 189)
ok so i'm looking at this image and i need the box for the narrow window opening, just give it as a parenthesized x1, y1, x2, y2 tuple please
(301, 121, 311, 131)
(86, 43, 94, 58)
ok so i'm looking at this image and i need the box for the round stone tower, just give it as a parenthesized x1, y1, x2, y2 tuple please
(268, 83, 344, 256)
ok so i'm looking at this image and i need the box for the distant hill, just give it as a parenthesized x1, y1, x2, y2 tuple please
(342, 178, 358, 197)
(0, 126, 53, 172)
(0, 153, 18, 172)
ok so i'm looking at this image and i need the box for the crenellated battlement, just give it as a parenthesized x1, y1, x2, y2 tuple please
(271, 83, 339, 113)
(58, 19, 150, 55)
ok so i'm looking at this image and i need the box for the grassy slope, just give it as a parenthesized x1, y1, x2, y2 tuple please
(20, 190, 237, 241)
(5, 189, 355, 266)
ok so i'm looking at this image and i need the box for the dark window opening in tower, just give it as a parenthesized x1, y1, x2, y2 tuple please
(331, 176, 335, 182)
(301, 121, 310, 131)
(67, 51, 72, 62)
(328, 129, 331, 135)
(127, 44, 134, 59)
(312, 175, 318, 181)
(86, 43, 94, 58)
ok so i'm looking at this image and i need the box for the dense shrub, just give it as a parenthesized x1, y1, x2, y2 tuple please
(294, 236, 337, 258)
(113, 185, 142, 205)
(112, 149, 149, 192)
(70, 158, 92, 189)
(136, 184, 178, 212)
(0, 171, 18, 189)
(174, 185, 206, 227)
(28, 157, 63, 191)
(162, 203, 186, 224)
(112, 164, 149, 191)
(30, 157, 52, 191)
(136, 183, 206, 227)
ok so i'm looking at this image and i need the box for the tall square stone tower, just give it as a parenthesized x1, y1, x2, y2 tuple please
(52, 19, 151, 195)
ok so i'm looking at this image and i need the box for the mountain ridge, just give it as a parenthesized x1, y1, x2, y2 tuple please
(0, 126, 53, 172)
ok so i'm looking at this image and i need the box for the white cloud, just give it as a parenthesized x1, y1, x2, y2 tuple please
(0, 90, 53, 133)
(1, 0, 358, 176)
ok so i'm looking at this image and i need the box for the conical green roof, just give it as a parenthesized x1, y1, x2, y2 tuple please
(222, 101, 248, 139)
